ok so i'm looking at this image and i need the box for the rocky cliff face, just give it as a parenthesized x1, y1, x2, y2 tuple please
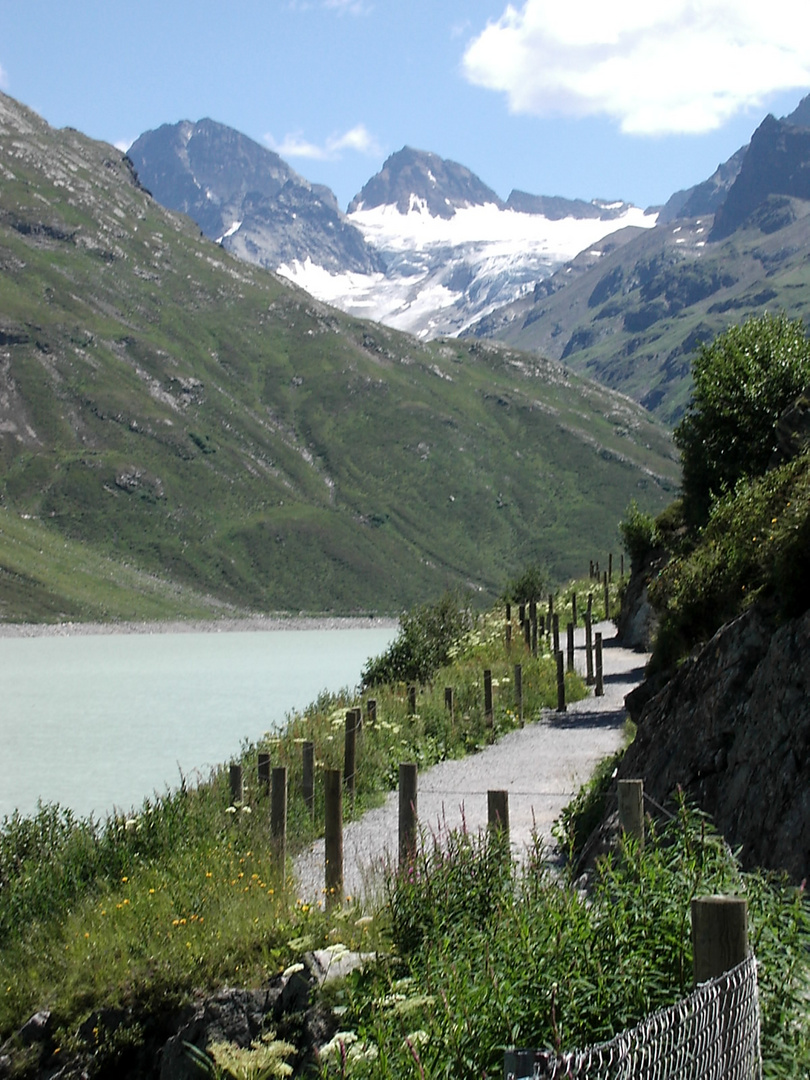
(711, 114, 810, 239)
(620, 606, 810, 882)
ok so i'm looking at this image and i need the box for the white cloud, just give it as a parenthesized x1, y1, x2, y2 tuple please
(266, 124, 381, 161)
(462, 1, 810, 134)
(114, 138, 134, 153)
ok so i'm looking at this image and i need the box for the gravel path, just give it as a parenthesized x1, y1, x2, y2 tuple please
(294, 621, 648, 907)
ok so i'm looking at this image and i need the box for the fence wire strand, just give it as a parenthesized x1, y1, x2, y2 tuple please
(505, 954, 762, 1080)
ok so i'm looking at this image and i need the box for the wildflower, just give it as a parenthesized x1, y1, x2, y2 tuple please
(241, 806, 252, 814)
(225, 806, 237, 815)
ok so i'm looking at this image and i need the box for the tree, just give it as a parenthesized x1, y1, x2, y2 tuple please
(674, 312, 810, 524)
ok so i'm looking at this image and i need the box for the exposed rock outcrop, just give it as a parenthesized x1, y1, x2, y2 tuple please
(620, 606, 810, 882)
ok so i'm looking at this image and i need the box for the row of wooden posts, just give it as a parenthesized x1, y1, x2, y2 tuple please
(227, 755, 750, 981)
(225, 575, 617, 902)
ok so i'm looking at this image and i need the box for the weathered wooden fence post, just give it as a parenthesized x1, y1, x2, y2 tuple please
(488, 789, 509, 842)
(514, 663, 523, 727)
(571, 591, 577, 627)
(399, 762, 418, 865)
(302, 741, 314, 817)
(271, 766, 287, 867)
(585, 613, 594, 685)
(258, 751, 271, 792)
(229, 763, 243, 806)
(595, 631, 604, 697)
(604, 571, 610, 621)
(691, 896, 749, 983)
(556, 651, 566, 712)
(366, 699, 377, 726)
(552, 612, 560, 657)
(324, 769, 343, 908)
(618, 778, 645, 847)
(344, 709, 357, 802)
(566, 621, 575, 673)
(608, 552, 613, 583)
(444, 686, 454, 724)
(407, 685, 417, 715)
(484, 668, 494, 727)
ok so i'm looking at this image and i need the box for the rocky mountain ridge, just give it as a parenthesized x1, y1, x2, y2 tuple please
(0, 89, 678, 619)
(128, 131, 657, 340)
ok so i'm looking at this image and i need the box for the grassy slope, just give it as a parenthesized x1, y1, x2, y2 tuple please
(0, 94, 678, 621)
(472, 201, 810, 424)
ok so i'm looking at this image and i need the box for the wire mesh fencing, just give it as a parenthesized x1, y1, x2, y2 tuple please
(505, 953, 761, 1080)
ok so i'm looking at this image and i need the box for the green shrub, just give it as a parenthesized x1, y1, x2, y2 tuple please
(502, 562, 549, 605)
(619, 500, 659, 573)
(361, 589, 474, 687)
(675, 312, 810, 525)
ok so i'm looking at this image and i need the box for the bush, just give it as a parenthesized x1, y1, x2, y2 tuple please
(502, 562, 549, 605)
(361, 589, 474, 687)
(674, 312, 810, 525)
(619, 500, 659, 573)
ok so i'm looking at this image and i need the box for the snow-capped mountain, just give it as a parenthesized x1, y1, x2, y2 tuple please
(278, 147, 658, 338)
(127, 119, 383, 275)
(129, 128, 657, 340)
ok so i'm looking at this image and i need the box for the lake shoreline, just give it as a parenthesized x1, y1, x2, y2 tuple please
(0, 614, 400, 639)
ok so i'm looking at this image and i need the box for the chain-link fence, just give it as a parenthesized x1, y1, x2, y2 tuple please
(505, 954, 761, 1080)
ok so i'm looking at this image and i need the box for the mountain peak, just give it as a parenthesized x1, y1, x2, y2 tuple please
(348, 146, 504, 218)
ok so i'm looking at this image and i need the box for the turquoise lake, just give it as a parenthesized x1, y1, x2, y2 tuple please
(0, 624, 397, 821)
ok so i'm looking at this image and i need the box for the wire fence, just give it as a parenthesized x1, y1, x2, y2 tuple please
(505, 954, 761, 1080)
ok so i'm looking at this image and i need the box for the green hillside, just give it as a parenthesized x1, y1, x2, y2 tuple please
(471, 200, 810, 425)
(0, 93, 678, 621)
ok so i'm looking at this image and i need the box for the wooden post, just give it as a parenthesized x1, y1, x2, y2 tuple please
(566, 622, 575, 673)
(587, 591, 593, 622)
(484, 668, 493, 727)
(608, 552, 613, 583)
(398, 763, 418, 865)
(506, 622, 512, 647)
(604, 571, 610, 621)
(618, 778, 644, 847)
(529, 598, 537, 628)
(367, 698, 377, 726)
(271, 766, 287, 866)
(585, 613, 594, 685)
(229, 763, 243, 806)
(407, 685, 417, 715)
(258, 752, 270, 792)
(444, 686, 454, 723)
(691, 896, 749, 984)
(552, 612, 560, 657)
(487, 790, 509, 841)
(302, 741, 314, 818)
(518, 602, 526, 626)
(523, 618, 531, 649)
(353, 704, 362, 735)
(505, 601, 511, 623)
(324, 769, 343, 908)
(531, 616, 538, 657)
(589, 559, 594, 579)
(344, 709, 357, 802)
(514, 663, 523, 727)
(571, 592, 577, 628)
(595, 631, 604, 697)
(547, 593, 554, 634)
(556, 651, 566, 713)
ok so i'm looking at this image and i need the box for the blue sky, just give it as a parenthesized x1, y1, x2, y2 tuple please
(3, 0, 810, 212)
